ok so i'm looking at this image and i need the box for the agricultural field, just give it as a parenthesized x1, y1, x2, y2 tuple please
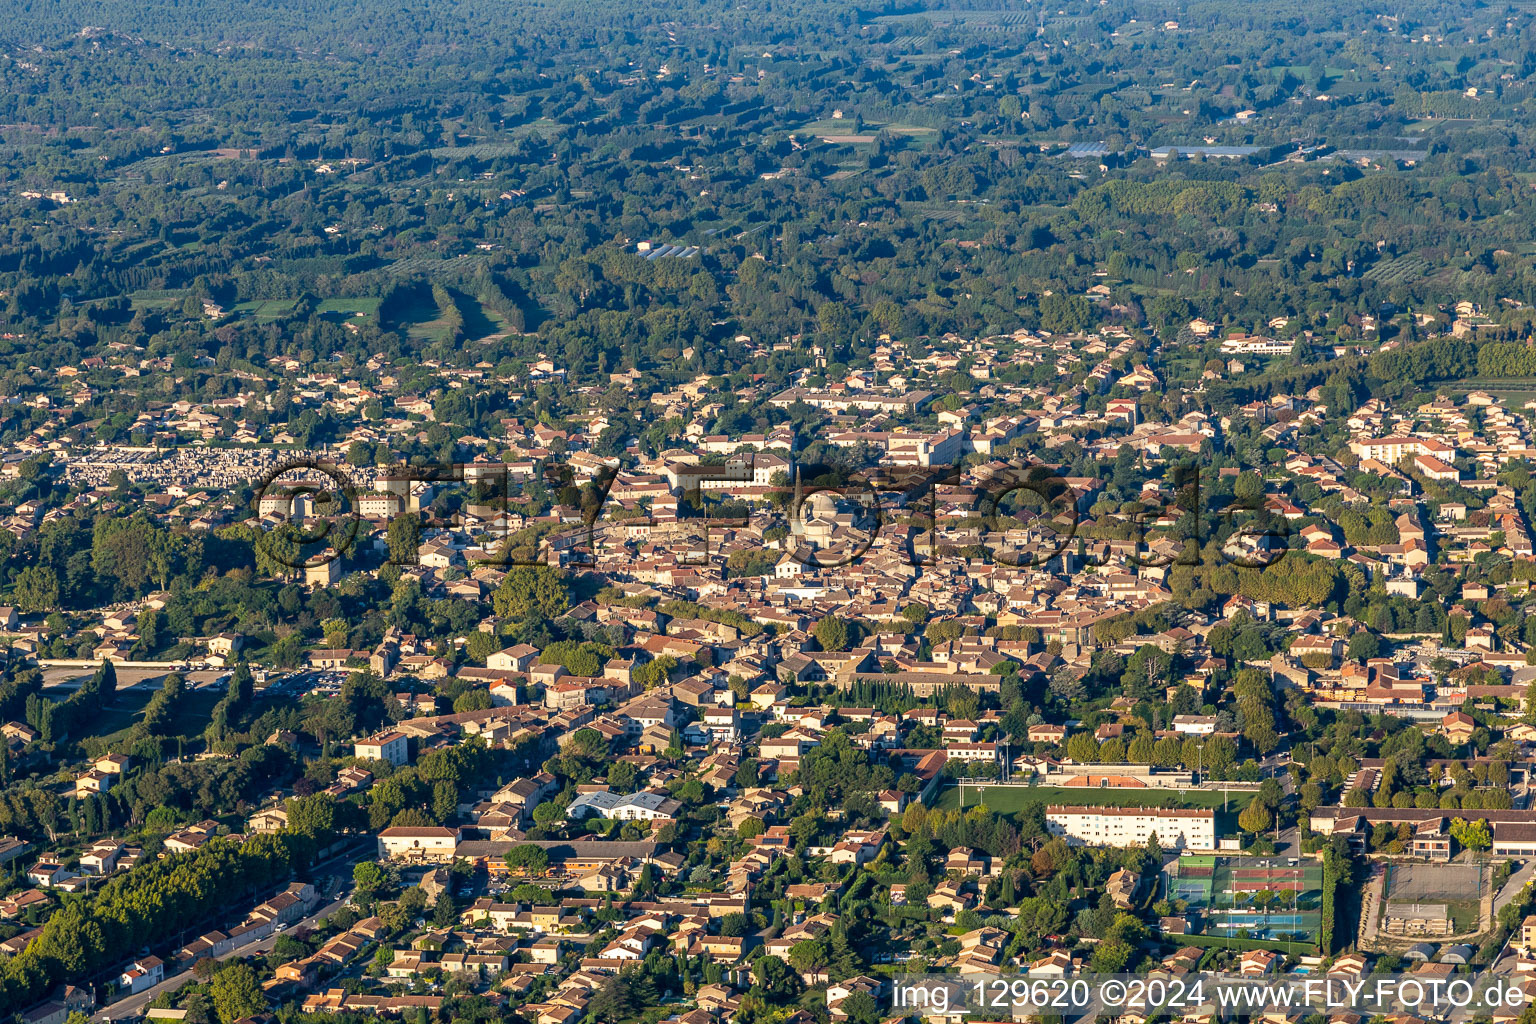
(793, 118, 939, 144)
(226, 297, 379, 324)
(1436, 383, 1536, 406)
(1362, 252, 1433, 286)
(385, 253, 496, 279)
(385, 287, 510, 344)
(230, 299, 299, 321)
(316, 297, 381, 323)
(127, 288, 190, 311)
(871, 9, 1039, 29)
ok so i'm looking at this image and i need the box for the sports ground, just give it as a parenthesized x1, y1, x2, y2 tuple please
(1163, 855, 1325, 945)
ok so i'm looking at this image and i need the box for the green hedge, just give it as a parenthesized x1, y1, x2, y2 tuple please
(1319, 846, 1348, 954)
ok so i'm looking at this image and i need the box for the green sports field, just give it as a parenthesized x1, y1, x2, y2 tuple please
(935, 782, 1254, 815)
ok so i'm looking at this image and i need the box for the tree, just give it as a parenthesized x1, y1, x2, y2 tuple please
(1238, 800, 1273, 835)
(817, 301, 853, 340)
(813, 614, 850, 652)
(839, 992, 879, 1024)
(587, 976, 640, 1020)
(1347, 630, 1381, 662)
(322, 617, 351, 649)
(1234, 472, 1265, 505)
(14, 566, 59, 613)
(1090, 939, 1133, 973)
(432, 780, 457, 822)
(91, 659, 117, 701)
(788, 938, 830, 973)
(635, 655, 677, 690)
(432, 679, 484, 712)
(285, 793, 337, 839)
(734, 758, 760, 789)
(466, 630, 500, 664)
(492, 566, 570, 622)
(607, 761, 637, 792)
(401, 886, 428, 916)
(751, 954, 800, 999)
(1065, 733, 1098, 763)
(1040, 293, 1094, 334)
(503, 844, 550, 876)
(387, 513, 422, 565)
(1450, 817, 1492, 850)
(210, 963, 265, 1024)
(531, 802, 564, 828)
(353, 860, 391, 898)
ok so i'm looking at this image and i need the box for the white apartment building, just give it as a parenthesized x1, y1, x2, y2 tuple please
(1046, 805, 1216, 850)
(1219, 337, 1294, 356)
(355, 730, 410, 767)
(945, 741, 1000, 763)
(1348, 435, 1456, 463)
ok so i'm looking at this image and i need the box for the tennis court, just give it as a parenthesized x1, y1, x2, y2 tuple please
(1210, 912, 1310, 928)
(1165, 857, 1322, 909)
(1206, 910, 1321, 941)
(1222, 863, 1316, 888)
(1215, 861, 1322, 903)
(1162, 855, 1325, 946)
(1165, 854, 1215, 904)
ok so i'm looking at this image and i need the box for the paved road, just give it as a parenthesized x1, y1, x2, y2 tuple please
(1493, 857, 1536, 921)
(1488, 859, 1536, 976)
(1270, 825, 1299, 860)
(93, 839, 370, 1022)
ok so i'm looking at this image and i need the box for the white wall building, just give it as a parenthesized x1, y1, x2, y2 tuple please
(1045, 805, 1216, 850)
(377, 826, 461, 861)
(565, 790, 682, 821)
(355, 730, 410, 767)
(1171, 715, 1218, 736)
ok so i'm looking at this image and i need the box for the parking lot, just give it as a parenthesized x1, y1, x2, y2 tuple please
(258, 669, 349, 699)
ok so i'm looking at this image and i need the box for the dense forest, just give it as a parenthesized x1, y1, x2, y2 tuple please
(0, 0, 1534, 428)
